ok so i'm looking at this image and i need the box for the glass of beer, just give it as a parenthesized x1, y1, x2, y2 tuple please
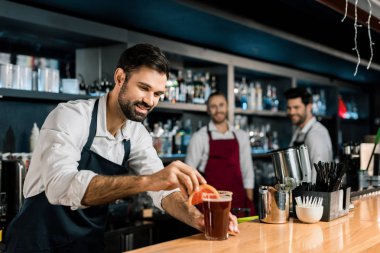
(202, 191, 232, 240)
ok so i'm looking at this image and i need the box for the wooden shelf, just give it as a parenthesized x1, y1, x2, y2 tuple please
(0, 88, 94, 102)
(156, 102, 206, 113)
(234, 108, 287, 117)
(340, 118, 369, 123)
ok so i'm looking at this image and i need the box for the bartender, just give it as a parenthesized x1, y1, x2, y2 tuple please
(186, 92, 255, 215)
(284, 87, 333, 182)
(4, 44, 239, 253)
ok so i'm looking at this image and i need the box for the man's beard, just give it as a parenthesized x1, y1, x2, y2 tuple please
(212, 112, 227, 124)
(118, 97, 152, 123)
(292, 113, 307, 126)
(119, 100, 152, 122)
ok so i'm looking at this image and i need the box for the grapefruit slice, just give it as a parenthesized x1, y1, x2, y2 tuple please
(187, 184, 219, 206)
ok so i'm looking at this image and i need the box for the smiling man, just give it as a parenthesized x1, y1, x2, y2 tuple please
(186, 92, 255, 216)
(5, 44, 239, 253)
(284, 87, 333, 182)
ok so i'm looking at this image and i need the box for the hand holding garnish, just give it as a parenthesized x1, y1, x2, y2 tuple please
(187, 184, 240, 237)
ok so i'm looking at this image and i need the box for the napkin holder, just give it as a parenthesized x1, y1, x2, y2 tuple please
(292, 187, 351, 222)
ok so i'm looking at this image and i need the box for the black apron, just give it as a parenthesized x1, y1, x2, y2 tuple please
(4, 99, 132, 253)
(292, 123, 315, 147)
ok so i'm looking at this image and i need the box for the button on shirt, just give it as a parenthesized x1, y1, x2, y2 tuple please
(185, 121, 254, 189)
(23, 94, 177, 210)
(289, 116, 333, 165)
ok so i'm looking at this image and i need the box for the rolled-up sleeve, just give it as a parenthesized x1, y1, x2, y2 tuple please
(25, 101, 98, 210)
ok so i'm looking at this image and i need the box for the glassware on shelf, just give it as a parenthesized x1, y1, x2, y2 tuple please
(240, 77, 248, 110)
(162, 69, 216, 105)
(248, 82, 256, 110)
(181, 119, 192, 154)
(263, 84, 273, 111)
(271, 86, 279, 112)
(256, 82, 263, 111)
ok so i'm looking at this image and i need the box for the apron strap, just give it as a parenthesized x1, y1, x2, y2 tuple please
(295, 122, 315, 144)
(84, 99, 99, 150)
(207, 124, 237, 140)
(122, 140, 130, 168)
(83, 99, 131, 168)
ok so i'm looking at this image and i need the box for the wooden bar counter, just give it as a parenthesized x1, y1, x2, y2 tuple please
(127, 195, 380, 253)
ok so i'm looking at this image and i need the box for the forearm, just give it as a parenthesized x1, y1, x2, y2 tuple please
(161, 191, 204, 231)
(246, 188, 253, 201)
(81, 174, 149, 206)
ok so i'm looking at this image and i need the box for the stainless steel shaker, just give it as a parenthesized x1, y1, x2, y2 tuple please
(271, 147, 303, 184)
(259, 185, 289, 223)
(270, 144, 312, 185)
(297, 145, 312, 183)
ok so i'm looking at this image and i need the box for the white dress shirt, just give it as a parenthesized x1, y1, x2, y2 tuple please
(185, 121, 254, 189)
(24, 94, 177, 210)
(290, 116, 333, 167)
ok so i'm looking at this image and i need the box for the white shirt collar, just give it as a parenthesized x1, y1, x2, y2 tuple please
(97, 94, 128, 141)
(208, 120, 235, 133)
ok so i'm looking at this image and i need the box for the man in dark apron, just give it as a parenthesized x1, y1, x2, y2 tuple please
(285, 87, 333, 183)
(186, 92, 255, 216)
(4, 44, 238, 253)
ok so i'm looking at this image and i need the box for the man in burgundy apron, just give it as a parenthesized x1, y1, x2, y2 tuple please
(204, 126, 255, 215)
(186, 92, 255, 216)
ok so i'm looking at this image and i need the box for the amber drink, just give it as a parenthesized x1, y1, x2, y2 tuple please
(202, 191, 232, 240)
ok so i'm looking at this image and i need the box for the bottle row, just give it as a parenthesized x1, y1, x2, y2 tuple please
(161, 70, 218, 104)
(234, 76, 279, 112)
(146, 116, 281, 156)
(146, 118, 195, 156)
(234, 115, 279, 153)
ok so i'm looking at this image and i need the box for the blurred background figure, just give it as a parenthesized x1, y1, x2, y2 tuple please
(186, 92, 255, 216)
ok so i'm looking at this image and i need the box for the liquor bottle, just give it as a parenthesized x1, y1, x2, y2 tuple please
(240, 77, 248, 110)
(29, 122, 40, 153)
(178, 70, 187, 103)
(185, 70, 194, 103)
(249, 82, 256, 110)
(210, 75, 217, 93)
(166, 72, 179, 103)
(161, 123, 173, 155)
(234, 80, 241, 108)
(204, 72, 211, 102)
(319, 89, 327, 116)
(263, 84, 273, 110)
(192, 73, 205, 104)
(271, 86, 279, 112)
(172, 120, 183, 154)
(181, 119, 192, 153)
(256, 82, 263, 111)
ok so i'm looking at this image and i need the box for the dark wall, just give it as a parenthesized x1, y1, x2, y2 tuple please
(0, 99, 57, 153)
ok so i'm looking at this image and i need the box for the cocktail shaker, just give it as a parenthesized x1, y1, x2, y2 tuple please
(259, 185, 289, 224)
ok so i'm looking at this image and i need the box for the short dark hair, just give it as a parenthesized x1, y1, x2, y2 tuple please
(284, 87, 312, 105)
(116, 43, 169, 83)
(206, 91, 227, 107)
